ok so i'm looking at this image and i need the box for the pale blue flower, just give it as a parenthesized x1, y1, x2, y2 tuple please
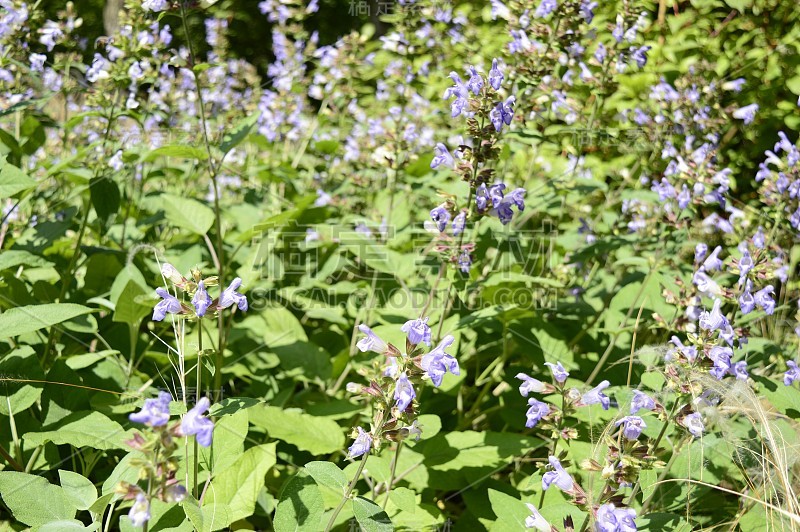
(153, 288, 183, 321)
(348, 427, 372, 458)
(192, 281, 212, 317)
(582, 380, 610, 410)
(356, 324, 388, 354)
(615, 416, 646, 440)
(129, 391, 171, 427)
(525, 398, 550, 428)
(545, 362, 569, 383)
(394, 372, 416, 411)
(218, 278, 248, 312)
(542, 456, 573, 491)
(181, 397, 214, 447)
(401, 317, 431, 346)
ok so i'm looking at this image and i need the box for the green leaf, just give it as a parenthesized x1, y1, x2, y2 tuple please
(0, 346, 44, 416)
(352, 496, 393, 532)
(488, 489, 530, 529)
(304, 461, 348, 496)
(0, 303, 94, 340)
(38, 520, 97, 531)
(249, 405, 345, 455)
(23, 411, 134, 451)
(156, 193, 215, 235)
(0, 249, 52, 270)
(200, 409, 247, 473)
(58, 470, 98, 511)
(639, 469, 658, 501)
(144, 144, 208, 161)
(0, 156, 35, 198)
(203, 443, 277, 527)
(273, 472, 325, 532)
(112, 280, 152, 325)
(90, 176, 120, 226)
(220, 114, 259, 155)
(0, 471, 77, 526)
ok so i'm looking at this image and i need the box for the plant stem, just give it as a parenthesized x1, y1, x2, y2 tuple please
(382, 441, 403, 509)
(325, 451, 370, 531)
(194, 319, 203, 499)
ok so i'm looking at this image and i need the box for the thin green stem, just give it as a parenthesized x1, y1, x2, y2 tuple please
(325, 451, 370, 532)
(194, 319, 203, 499)
(382, 441, 403, 509)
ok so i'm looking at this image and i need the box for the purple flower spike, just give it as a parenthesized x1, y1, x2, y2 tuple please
(488, 58, 503, 90)
(129, 391, 172, 427)
(219, 277, 248, 312)
(348, 427, 372, 458)
(192, 281, 212, 318)
(181, 397, 214, 447)
(431, 143, 455, 169)
(581, 380, 610, 410)
(402, 317, 432, 346)
(684, 412, 704, 437)
(394, 372, 416, 411)
(525, 398, 551, 428)
(430, 204, 451, 232)
(630, 390, 656, 414)
(785, 361, 800, 386)
(420, 335, 460, 387)
(615, 416, 646, 440)
(515, 373, 547, 396)
(153, 288, 183, 321)
(545, 362, 569, 383)
(733, 361, 749, 381)
(356, 324, 389, 354)
(754, 285, 775, 315)
(542, 456, 573, 492)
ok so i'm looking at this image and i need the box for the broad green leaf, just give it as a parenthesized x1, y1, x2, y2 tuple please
(200, 409, 247, 473)
(58, 470, 98, 511)
(0, 249, 51, 270)
(488, 489, 530, 529)
(145, 144, 208, 161)
(0, 303, 94, 340)
(273, 472, 325, 532)
(157, 194, 215, 235)
(203, 443, 277, 526)
(0, 471, 76, 526)
(38, 520, 97, 531)
(0, 156, 35, 198)
(352, 496, 392, 532)
(249, 405, 344, 455)
(24, 411, 134, 451)
(220, 114, 258, 155)
(304, 461, 348, 495)
(0, 345, 44, 415)
(112, 280, 152, 325)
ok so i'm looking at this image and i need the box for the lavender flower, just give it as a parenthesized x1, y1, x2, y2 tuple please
(630, 390, 656, 414)
(430, 204, 451, 232)
(420, 335, 460, 386)
(356, 324, 389, 354)
(128, 493, 151, 527)
(695, 243, 708, 263)
(458, 250, 472, 273)
(581, 380, 610, 410)
(784, 361, 800, 386)
(684, 412, 704, 438)
(631, 46, 651, 68)
(431, 143, 455, 169)
(534, 0, 557, 18)
(348, 427, 372, 458)
(733, 103, 759, 124)
(754, 285, 775, 315)
(542, 456, 573, 492)
(516, 373, 547, 396)
(708, 346, 732, 379)
(545, 362, 569, 383)
(192, 281, 212, 318)
(142, 0, 168, 12)
(699, 299, 727, 331)
(669, 336, 698, 363)
(402, 317, 432, 346)
(702, 245, 723, 271)
(452, 211, 466, 235)
(218, 278, 248, 312)
(733, 361, 749, 381)
(129, 391, 171, 427)
(525, 398, 551, 428)
(443, 72, 469, 118)
(525, 503, 550, 531)
(394, 372, 416, 411)
(153, 288, 183, 321)
(488, 58, 503, 90)
(615, 416, 646, 440)
(739, 287, 755, 314)
(466, 66, 484, 95)
(181, 397, 214, 447)
(596, 504, 637, 532)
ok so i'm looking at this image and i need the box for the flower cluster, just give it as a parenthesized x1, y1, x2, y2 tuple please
(121, 392, 215, 528)
(346, 318, 460, 458)
(153, 263, 248, 321)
